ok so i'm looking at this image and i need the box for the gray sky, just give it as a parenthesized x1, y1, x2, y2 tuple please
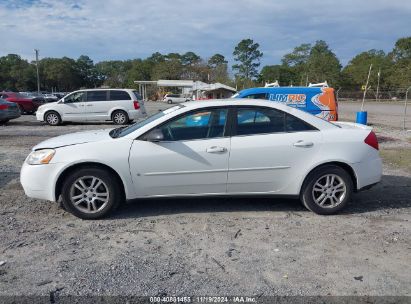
(1, 0, 410, 67)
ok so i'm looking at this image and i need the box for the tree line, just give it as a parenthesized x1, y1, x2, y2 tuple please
(0, 37, 410, 93)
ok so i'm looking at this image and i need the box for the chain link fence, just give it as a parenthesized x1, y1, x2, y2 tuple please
(337, 88, 410, 102)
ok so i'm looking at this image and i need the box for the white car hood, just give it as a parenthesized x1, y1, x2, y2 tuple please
(33, 129, 113, 150)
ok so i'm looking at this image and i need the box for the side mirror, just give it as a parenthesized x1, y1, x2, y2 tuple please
(145, 129, 164, 142)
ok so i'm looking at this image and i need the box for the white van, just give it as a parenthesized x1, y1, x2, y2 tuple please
(36, 89, 147, 126)
(163, 94, 191, 104)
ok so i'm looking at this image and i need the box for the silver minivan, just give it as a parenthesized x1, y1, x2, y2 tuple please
(163, 94, 191, 104)
(36, 89, 147, 126)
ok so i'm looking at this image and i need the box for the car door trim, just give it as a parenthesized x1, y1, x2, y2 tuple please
(229, 166, 290, 172)
(144, 168, 227, 176)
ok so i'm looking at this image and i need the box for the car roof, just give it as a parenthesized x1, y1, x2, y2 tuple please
(74, 88, 135, 92)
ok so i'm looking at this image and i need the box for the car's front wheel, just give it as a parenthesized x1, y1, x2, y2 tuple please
(300, 165, 353, 215)
(167, 99, 173, 104)
(61, 167, 123, 219)
(45, 111, 61, 126)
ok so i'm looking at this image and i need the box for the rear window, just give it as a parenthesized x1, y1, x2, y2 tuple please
(132, 91, 142, 100)
(110, 90, 131, 101)
(86, 91, 108, 102)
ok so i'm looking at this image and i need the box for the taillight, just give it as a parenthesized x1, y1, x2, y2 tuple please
(0, 104, 9, 110)
(133, 101, 140, 109)
(364, 131, 379, 150)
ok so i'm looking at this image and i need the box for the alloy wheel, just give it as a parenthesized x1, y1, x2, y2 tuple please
(311, 174, 347, 208)
(69, 176, 110, 214)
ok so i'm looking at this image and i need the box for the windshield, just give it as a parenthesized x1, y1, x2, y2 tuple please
(231, 93, 239, 98)
(110, 105, 184, 138)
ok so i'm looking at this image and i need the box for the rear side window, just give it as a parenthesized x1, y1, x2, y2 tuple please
(285, 113, 316, 132)
(236, 107, 284, 135)
(86, 91, 108, 102)
(110, 90, 131, 101)
(235, 107, 316, 136)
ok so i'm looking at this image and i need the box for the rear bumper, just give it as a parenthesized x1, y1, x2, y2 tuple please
(351, 157, 382, 190)
(128, 109, 147, 120)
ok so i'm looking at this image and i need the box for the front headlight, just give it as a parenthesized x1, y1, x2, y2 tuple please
(26, 149, 55, 165)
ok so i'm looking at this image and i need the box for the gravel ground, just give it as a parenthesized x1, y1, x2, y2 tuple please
(0, 101, 410, 297)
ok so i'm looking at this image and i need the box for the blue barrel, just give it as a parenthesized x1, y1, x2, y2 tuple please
(356, 111, 368, 125)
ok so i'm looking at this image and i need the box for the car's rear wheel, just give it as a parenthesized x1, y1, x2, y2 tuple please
(61, 167, 122, 219)
(45, 111, 61, 126)
(18, 104, 25, 114)
(0, 119, 9, 124)
(112, 110, 129, 125)
(300, 165, 353, 215)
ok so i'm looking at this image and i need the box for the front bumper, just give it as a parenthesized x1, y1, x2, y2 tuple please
(20, 161, 65, 201)
(36, 111, 45, 121)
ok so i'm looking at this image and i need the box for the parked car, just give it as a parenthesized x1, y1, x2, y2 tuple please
(21, 99, 382, 219)
(163, 94, 191, 104)
(0, 92, 44, 114)
(232, 84, 338, 121)
(35, 89, 147, 126)
(42, 93, 59, 102)
(0, 98, 21, 123)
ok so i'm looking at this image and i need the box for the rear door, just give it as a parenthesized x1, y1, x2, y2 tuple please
(227, 106, 323, 194)
(84, 90, 109, 121)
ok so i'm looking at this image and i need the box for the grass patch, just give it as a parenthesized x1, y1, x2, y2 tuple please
(380, 148, 411, 173)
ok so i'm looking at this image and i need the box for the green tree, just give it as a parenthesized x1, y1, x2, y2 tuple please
(306, 40, 342, 85)
(76, 55, 101, 88)
(232, 39, 263, 82)
(0, 54, 36, 91)
(259, 65, 296, 86)
(386, 37, 411, 88)
(208, 54, 228, 67)
(341, 49, 392, 90)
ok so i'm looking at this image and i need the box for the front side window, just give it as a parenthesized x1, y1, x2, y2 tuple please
(86, 91, 108, 102)
(160, 108, 228, 141)
(65, 91, 85, 103)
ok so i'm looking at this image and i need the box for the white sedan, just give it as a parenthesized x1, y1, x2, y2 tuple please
(20, 100, 382, 219)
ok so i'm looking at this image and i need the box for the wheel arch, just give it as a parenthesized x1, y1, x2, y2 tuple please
(299, 161, 358, 196)
(109, 107, 129, 118)
(44, 109, 62, 121)
(55, 162, 126, 202)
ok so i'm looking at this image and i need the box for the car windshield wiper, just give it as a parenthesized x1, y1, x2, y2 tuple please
(109, 126, 127, 138)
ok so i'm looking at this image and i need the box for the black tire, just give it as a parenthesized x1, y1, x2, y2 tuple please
(167, 99, 173, 104)
(45, 111, 62, 126)
(61, 167, 123, 219)
(18, 104, 25, 114)
(112, 110, 129, 125)
(300, 165, 353, 215)
(0, 119, 9, 125)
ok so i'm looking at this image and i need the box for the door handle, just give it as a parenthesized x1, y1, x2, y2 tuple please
(206, 146, 227, 153)
(86, 104, 93, 107)
(293, 140, 314, 148)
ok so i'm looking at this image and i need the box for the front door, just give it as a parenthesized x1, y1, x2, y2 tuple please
(60, 91, 86, 121)
(129, 107, 230, 196)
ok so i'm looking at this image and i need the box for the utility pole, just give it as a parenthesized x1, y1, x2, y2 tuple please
(376, 68, 381, 102)
(34, 49, 40, 95)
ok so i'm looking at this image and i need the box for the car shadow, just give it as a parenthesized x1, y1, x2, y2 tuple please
(111, 174, 411, 219)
